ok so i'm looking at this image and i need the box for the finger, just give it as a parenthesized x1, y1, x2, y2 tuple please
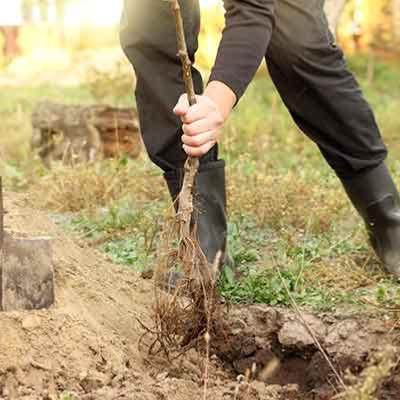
(183, 141, 216, 157)
(182, 131, 216, 147)
(182, 116, 220, 136)
(181, 101, 214, 124)
(173, 94, 190, 116)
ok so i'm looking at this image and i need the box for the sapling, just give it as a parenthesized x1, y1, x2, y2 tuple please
(139, 0, 224, 361)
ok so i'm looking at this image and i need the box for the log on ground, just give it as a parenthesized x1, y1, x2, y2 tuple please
(31, 101, 142, 166)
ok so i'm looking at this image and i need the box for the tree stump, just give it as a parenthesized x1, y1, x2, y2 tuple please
(1, 233, 55, 312)
(0, 179, 55, 312)
(31, 102, 142, 167)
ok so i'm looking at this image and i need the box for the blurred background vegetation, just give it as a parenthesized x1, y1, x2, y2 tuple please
(0, 0, 399, 316)
(0, 0, 399, 76)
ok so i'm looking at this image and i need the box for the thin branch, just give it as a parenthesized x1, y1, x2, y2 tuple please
(169, 0, 200, 239)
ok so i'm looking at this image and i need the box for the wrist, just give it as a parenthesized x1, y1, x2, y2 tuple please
(204, 80, 236, 121)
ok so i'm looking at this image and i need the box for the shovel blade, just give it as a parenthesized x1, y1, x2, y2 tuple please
(1, 234, 55, 312)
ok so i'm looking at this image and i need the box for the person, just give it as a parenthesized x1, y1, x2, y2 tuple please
(0, 0, 22, 58)
(120, 0, 400, 278)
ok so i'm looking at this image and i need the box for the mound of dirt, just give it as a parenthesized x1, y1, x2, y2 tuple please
(0, 193, 288, 400)
(213, 306, 400, 399)
(0, 192, 398, 400)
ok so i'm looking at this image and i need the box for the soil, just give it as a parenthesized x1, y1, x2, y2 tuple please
(0, 192, 399, 400)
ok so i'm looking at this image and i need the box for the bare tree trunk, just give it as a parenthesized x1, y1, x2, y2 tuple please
(394, 0, 400, 42)
(324, 0, 347, 36)
(170, 0, 200, 242)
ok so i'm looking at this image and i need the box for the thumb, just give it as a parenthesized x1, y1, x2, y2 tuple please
(173, 94, 190, 117)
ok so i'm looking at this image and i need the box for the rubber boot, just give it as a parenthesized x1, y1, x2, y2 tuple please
(164, 160, 232, 285)
(341, 163, 400, 278)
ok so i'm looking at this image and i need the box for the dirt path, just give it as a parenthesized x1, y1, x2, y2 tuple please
(0, 193, 398, 400)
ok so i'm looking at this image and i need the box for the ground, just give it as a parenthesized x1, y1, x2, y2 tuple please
(1, 192, 227, 400)
(1, 188, 400, 400)
(0, 191, 312, 400)
(0, 54, 400, 399)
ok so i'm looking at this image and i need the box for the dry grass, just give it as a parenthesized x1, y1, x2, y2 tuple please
(335, 345, 397, 400)
(0, 109, 31, 164)
(30, 158, 166, 213)
(228, 167, 349, 235)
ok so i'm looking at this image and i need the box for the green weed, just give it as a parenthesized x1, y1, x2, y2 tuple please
(71, 198, 163, 270)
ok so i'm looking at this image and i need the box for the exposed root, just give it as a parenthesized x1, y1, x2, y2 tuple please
(138, 210, 226, 360)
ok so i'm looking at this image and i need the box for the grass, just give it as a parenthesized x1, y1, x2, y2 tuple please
(69, 196, 164, 269)
(59, 393, 80, 400)
(1, 53, 400, 319)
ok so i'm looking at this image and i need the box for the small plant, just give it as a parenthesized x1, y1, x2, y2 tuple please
(71, 199, 163, 269)
(228, 216, 269, 265)
(219, 264, 332, 309)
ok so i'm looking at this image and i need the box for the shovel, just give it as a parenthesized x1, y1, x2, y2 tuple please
(0, 177, 55, 312)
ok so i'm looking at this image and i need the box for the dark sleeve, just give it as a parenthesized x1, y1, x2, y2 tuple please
(208, 0, 275, 102)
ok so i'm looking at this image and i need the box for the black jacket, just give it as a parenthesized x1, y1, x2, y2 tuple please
(209, 0, 275, 100)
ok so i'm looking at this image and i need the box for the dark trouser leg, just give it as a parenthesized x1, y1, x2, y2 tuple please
(120, 0, 216, 170)
(266, 0, 400, 276)
(267, 0, 387, 178)
(120, 0, 229, 267)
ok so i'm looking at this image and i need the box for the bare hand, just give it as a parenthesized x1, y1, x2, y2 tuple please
(173, 94, 224, 157)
